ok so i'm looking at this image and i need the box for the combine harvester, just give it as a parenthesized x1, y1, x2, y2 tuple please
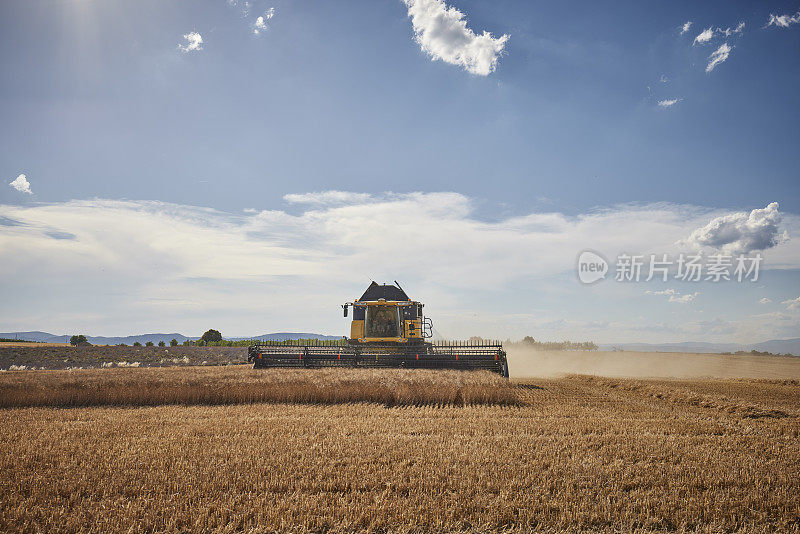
(248, 282, 509, 377)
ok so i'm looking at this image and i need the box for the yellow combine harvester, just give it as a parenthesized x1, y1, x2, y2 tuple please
(248, 282, 509, 377)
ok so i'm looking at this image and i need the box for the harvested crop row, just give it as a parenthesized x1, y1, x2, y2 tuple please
(0, 366, 519, 408)
(568, 375, 800, 419)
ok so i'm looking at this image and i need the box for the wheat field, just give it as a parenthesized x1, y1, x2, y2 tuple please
(1, 367, 798, 533)
(0, 367, 517, 408)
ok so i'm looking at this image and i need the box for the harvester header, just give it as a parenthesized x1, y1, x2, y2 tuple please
(248, 282, 509, 377)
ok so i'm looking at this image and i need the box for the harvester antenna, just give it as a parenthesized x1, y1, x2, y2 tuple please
(394, 280, 405, 293)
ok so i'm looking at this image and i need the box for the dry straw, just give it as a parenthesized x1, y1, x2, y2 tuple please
(0, 366, 519, 408)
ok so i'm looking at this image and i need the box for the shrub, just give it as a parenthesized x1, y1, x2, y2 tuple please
(158, 341, 166, 347)
(170, 339, 178, 347)
(145, 341, 154, 347)
(133, 342, 142, 347)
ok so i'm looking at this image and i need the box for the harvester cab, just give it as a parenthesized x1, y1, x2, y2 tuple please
(248, 282, 509, 377)
(342, 281, 432, 344)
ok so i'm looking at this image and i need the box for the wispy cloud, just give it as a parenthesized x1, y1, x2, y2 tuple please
(178, 32, 203, 52)
(684, 202, 788, 254)
(680, 21, 693, 35)
(706, 43, 731, 72)
(693, 22, 744, 46)
(253, 7, 275, 35)
(657, 98, 681, 108)
(402, 0, 509, 76)
(669, 292, 699, 303)
(283, 191, 373, 205)
(646, 289, 678, 296)
(759, 297, 772, 304)
(782, 297, 800, 310)
(693, 27, 714, 45)
(717, 21, 745, 37)
(645, 289, 699, 303)
(8, 174, 32, 195)
(766, 10, 800, 28)
(227, 0, 253, 18)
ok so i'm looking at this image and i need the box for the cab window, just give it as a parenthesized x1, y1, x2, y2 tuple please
(365, 306, 400, 337)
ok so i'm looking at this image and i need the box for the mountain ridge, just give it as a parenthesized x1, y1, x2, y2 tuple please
(0, 331, 341, 345)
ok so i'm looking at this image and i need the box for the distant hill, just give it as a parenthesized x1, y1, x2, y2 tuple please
(0, 332, 193, 345)
(750, 338, 800, 355)
(598, 338, 800, 355)
(598, 341, 742, 353)
(0, 331, 340, 345)
(0, 331, 69, 343)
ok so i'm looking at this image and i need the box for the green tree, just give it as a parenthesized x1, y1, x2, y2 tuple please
(133, 342, 142, 347)
(145, 341, 154, 347)
(158, 341, 166, 347)
(170, 339, 178, 347)
(200, 329, 222, 343)
(69, 334, 88, 345)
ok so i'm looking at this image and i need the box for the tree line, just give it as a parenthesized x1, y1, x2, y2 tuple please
(508, 336, 598, 351)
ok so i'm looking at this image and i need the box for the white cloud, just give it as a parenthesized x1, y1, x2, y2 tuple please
(253, 8, 275, 34)
(766, 11, 800, 28)
(657, 98, 681, 107)
(680, 21, 693, 35)
(659, 74, 668, 83)
(782, 297, 800, 310)
(693, 22, 744, 45)
(1, 194, 798, 339)
(283, 191, 373, 205)
(645, 289, 698, 303)
(9, 174, 32, 195)
(227, 0, 253, 18)
(684, 202, 788, 254)
(693, 27, 714, 45)
(717, 22, 745, 37)
(646, 288, 677, 296)
(706, 43, 731, 72)
(759, 297, 772, 304)
(402, 0, 509, 76)
(178, 32, 203, 53)
(670, 292, 698, 303)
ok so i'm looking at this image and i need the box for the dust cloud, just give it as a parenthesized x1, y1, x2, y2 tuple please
(506, 347, 800, 380)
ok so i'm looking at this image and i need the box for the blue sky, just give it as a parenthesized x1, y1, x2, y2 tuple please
(1, 0, 799, 343)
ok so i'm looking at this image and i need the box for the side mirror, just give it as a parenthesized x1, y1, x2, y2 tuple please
(343, 305, 348, 317)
